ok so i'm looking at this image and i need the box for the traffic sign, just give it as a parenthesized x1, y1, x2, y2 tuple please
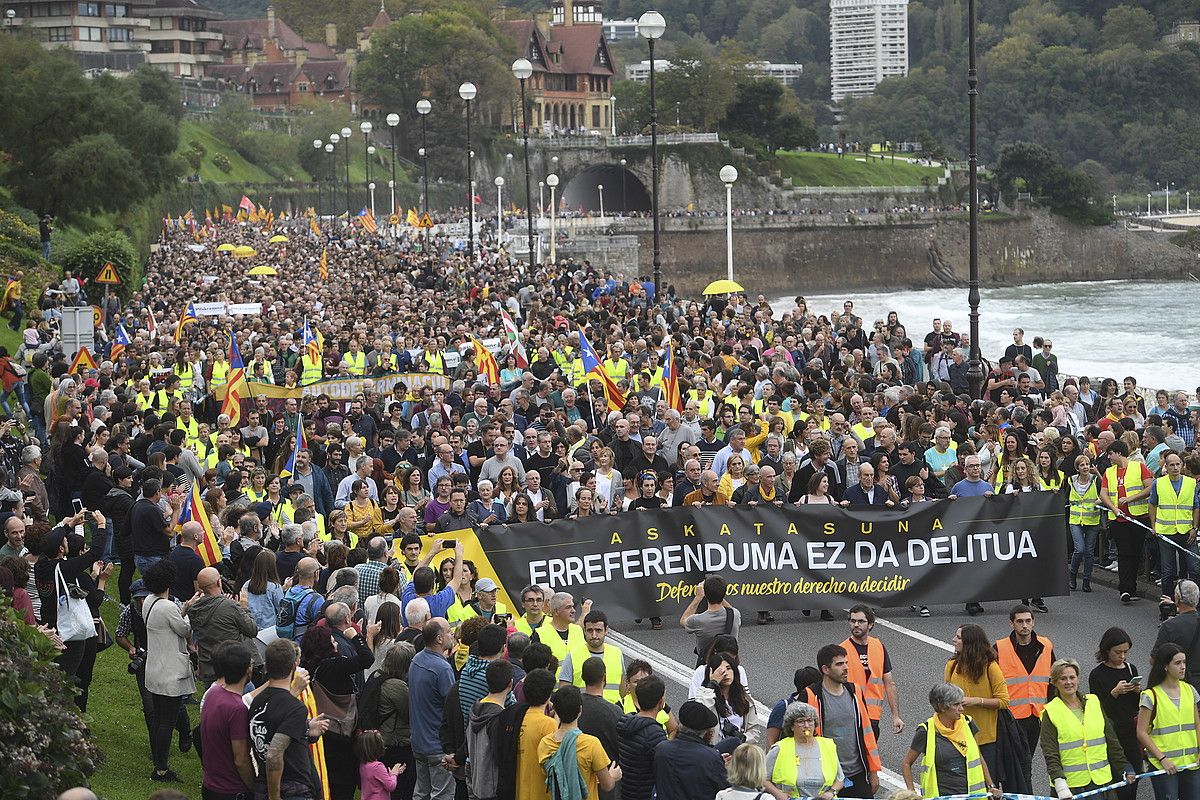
(96, 262, 121, 285)
(91, 305, 103, 327)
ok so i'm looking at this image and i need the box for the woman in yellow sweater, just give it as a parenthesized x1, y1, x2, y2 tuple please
(944, 624, 1010, 773)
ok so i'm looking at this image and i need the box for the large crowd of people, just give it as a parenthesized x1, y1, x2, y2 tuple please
(4, 214, 1200, 800)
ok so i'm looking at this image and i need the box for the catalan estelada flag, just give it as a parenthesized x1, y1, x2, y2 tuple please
(174, 301, 197, 343)
(662, 339, 683, 412)
(579, 329, 626, 412)
(220, 330, 248, 427)
(357, 207, 378, 235)
(319, 247, 328, 281)
(470, 335, 499, 384)
(300, 688, 330, 799)
(110, 323, 131, 362)
(280, 410, 306, 478)
(179, 480, 222, 567)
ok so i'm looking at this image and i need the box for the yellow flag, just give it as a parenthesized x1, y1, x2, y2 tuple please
(407, 208, 420, 227)
(320, 247, 328, 281)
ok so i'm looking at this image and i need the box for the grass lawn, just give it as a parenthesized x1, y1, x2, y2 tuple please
(774, 150, 944, 187)
(85, 565, 205, 800)
(178, 120, 284, 184)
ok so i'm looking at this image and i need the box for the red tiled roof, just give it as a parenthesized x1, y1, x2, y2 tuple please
(498, 19, 613, 77)
(207, 59, 352, 94)
(212, 16, 335, 60)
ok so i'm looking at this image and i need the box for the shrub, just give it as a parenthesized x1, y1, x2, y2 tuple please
(0, 598, 104, 798)
(0, 210, 39, 252)
(212, 152, 232, 174)
(57, 230, 137, 300)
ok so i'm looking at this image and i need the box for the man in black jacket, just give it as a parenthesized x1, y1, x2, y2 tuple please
(653, 701, 729, 800)
(616, 674, 668, 800)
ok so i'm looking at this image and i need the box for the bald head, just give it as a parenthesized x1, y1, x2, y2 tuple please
(198, 566, 222, 595)
(181, 520, 204, 545)
(295, 557, 320, 585)
(58, 790, 98, 800)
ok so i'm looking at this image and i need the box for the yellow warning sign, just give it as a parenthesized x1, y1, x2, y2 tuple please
(96, 262, 121, 285)
(419, 213, 434, 228)
(69, 346, 97, 374)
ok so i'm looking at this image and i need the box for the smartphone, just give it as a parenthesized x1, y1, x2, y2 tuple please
(441, 541, 457, 550)
(72, 498, 85, 515)
(1130, 675, 1143, 684)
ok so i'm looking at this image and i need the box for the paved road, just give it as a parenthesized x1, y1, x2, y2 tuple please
(611, 578, 1166, 797)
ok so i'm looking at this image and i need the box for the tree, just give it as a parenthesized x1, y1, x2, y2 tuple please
(1100, 5, 1157, 51)
(654, 45, 740, 131)
(132, 65, 185, 122)
(58, 230, 138, 301)
(994, 141, 1110, 225)
(355, 4, 513, 180)
(722, 77, 816, 151)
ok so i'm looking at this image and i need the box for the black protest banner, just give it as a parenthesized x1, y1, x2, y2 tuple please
(477, 492, 1068, 619)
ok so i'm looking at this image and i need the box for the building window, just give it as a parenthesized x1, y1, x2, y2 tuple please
(108, 26, 131, 40)
(149, 39, 173, 53)
(298, 83, 308, 91)
(178, 39, 192, 53)
(180, 17, 206, 31)
(79, 25, 101, 40)
(592, 106, 600, 128)
(46, 26, 71, 41)
(46, 2, 73, 15)
(194, 41, 205, 54)
(77, 2, 100, 16)
(104, 3, 127, 16)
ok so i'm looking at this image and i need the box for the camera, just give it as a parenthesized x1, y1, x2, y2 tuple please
(128, 648, 146, 674)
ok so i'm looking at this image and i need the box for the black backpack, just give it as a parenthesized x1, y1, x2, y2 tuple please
(356, 670, 393, 732)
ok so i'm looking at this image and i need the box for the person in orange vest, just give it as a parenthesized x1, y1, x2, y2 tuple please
(811, 643, 883, 798)
(995, 604, 1056, 791)
(841, 604, 904, 741)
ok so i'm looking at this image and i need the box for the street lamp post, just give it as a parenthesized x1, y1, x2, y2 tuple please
(460, 82, 477, 267)
(620, 158, 627, 215)
(609, 95, 616, 137)
(361, 121, 373, 215)
(965, 0, 983, 400)
(313, 139, 323, 220)
(547, 173, 559, 264)
(598, 184, 605, 223)
(1148, 193, 1153, 215)
(1189, 191, 1192, 214)
(368, 181, 376, 216)
(720, 164, 737, 281)
(324, 141, 335, 227)
(341, 126, 352, 218)
(512, 58, 536, 263)
(1112, 194, 1117, 215)
(386, 113, 399, 218)
(639, 9, 666, 297)
(416, 99, 431, 215)
(495, 176, 504, 245)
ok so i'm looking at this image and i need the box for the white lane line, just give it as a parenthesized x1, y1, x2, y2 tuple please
(607, 629, 906, 792)
(871, 614, 955, 653)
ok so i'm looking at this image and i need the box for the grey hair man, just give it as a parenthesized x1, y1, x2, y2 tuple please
(1155, 579, 1200, 688)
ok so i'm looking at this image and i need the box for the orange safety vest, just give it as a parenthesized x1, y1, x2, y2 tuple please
(841, 636, 887, 722)
(995, 635, 1054, 719)
(800, 684, 883, 774)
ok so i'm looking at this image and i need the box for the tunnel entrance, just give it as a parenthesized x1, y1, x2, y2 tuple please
(561, 163, 651, 214)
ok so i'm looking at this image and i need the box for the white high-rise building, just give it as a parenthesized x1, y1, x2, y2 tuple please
(829, 0, 909, 103)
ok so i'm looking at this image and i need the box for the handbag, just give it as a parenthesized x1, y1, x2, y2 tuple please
(94, 617, 113, 651)
(54, 563, 96, 642)
(310, 661, 358, 737)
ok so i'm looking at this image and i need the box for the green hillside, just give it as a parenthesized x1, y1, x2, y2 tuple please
(774, 151, 943, 187)
(177, 120, 281, 183)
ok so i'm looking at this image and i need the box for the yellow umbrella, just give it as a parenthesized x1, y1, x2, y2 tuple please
(702, 278, 745, 295)
(216, 243, 236, 252)
(232, 245, 257, 258)
(269, 234, 289, 243)
(247, 265, 278, 276)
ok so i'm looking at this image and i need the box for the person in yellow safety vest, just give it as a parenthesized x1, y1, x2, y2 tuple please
(603, 347, 629, 383)
(1067, 456, 1103, 593)
(558, 609, 623, 704)
(155, 375, 183, 414)
(1098, 439, 1154, 606)
(134, 378, 155, 413)
(243, 468, 268, 504)
(996, 606, 1055, 788)
(175, 400, 200, 446)
(687, 383, 718, 418)
(1149, 451, 1200, 608)
(540, 590, 589, 671)
(766, 702, 844, 800)
(1042, 659, 1136, 798)
(209, 416, 233, 451)
(342, 340, 366, 377)
(1137, 642, 1200, 799)
(841, 604, 904, 740)
(208, 350, 230, 395)
(620, 662, 675, 733)
(513, 583, 555, 642)
(901, 683, 1001, 799)
(422, 344, 445, 375)
(172, 352, 195, 394)
(453, 577, 508, 625)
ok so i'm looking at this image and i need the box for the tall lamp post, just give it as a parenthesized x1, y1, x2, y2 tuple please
(609, 95, 616, 137)
(313, 139, 323, 220)
(495, 176, 505, 245)
(639, 10, 666, 295)
(598, 184, 605, 223)
(620, 158, 627, 215)
(360, 121, 373, 212)
(965, 0, 983, 400)
(340, 126, 352, 218)
(547, 173, 559, 264)
(720, 164, 737, 281)
(416, 99, 432, 215)
(460, 82, 477, 267)
(386, 113, 399, 218)
(324, 141, 336, 226)
(1147, 193, 1153, 215)
(512, 58, 536, 263)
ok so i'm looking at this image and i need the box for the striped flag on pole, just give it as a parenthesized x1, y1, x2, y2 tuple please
(500, 307, 528, 368)
(179, 481, 222, 567)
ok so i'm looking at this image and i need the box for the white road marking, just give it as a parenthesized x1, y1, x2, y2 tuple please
(871, 614, 955, 652)
(608, 629, 906, 792)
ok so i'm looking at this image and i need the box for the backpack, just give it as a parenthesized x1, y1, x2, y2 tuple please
(276, 587, 320, 641)
(356, 670, 387, 731)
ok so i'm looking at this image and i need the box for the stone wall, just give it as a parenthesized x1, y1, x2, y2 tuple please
(623, 212, 1199, 295)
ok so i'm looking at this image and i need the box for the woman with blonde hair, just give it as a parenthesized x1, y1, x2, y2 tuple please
(1041, 659, 1135, 799)
(717, 742, 770, 799)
